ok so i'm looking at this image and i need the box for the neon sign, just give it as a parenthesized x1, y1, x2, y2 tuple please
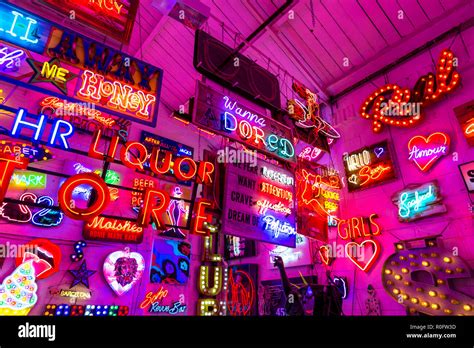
(0, 239, 61, 315)
(227, 265, 258, 316)
(459, 161, 474, 193)
(296, 164, 341, 241)
(298, 145, 323, 162)
(223, 160, 296, 247)
(0, 44, 25, 71)
(27, 57, 77, 95)
(0, 141, 53, 162)
(77, 69, 156, 120)
(39, 97, 129, 137)
(392, 181, 446, 222)
(338, 213, 382, 272)
(140, 288, 187, 315)
(45, 25, 161, 124)
(194, 82, 295, 163)
(224, 235, 256, 260)
(44, 304, 129, 316)
(0, 193, 63, 227)
(261, 166, 294, 186)
(408, 132, 450, 171)
(103, 249, 145, 296)
(0, 3, 52, 53)
(343, 141, 396, 191)
(361, 49, 460, 132)
(83, 216, 144, 243)
(382, 237, 473, 316)
(288, 80, 340, 139)
(268, 234, 311, 267)
(40, 0, 138, 43)
(454, 100, 474, 146)
(9, 171, 47, 189)
(10, 108, 75, 150)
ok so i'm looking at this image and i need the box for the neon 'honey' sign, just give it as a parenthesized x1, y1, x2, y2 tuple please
(361, 49, 460, 132)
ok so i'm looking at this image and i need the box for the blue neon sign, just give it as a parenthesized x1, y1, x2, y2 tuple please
(0, 3, 51, 53)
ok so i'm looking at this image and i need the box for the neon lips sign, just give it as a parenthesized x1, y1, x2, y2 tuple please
(408, 132, 450, 172)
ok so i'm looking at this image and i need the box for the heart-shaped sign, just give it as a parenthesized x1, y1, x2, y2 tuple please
(103, 249, 145, 296)
(345, 240, 380, 272)
(319, 245, 332, 266)
(374, 147, 384, 158)
(348, 174, 358, 185)
(408, 132, 450, 172)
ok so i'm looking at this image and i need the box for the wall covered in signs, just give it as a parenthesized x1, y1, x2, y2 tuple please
(327, 31, 474, 315)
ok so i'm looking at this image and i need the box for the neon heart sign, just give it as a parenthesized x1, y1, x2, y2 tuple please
(345, 239, 381, 272)
(408, 132, 450, 172)
(103, 249, 145, 296)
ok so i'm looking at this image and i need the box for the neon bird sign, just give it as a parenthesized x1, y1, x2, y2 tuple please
(287, 80, 340, 139)
(408, 132, 450, 172)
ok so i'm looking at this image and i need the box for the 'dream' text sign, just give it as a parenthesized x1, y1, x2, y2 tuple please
(222, 159, 296, 247)
(193, 82, 295, 163)
(343, 140, 396, 192)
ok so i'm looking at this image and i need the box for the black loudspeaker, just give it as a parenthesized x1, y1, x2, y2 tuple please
(194, 30, 282, 111)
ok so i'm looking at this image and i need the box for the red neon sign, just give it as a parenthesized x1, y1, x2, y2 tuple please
(361, 49, 460, 132)
(58, 173, 110, 220)
(191, 199, 213, 236)
(408, 132, 450, 172)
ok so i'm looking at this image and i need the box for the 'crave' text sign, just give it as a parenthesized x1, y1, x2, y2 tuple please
(222, 160, 296, 247)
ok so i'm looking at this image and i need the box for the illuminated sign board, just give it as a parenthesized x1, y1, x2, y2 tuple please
(227, 264, 258, 316)
(360, 49, 460, 132)
(0, 3, 52, 53)
(0, 3, 163, 127)
(9, 170, 47, 189)
(44, 304, 129, 316)
(193, 82, 295, 163)
(454, 100, 474, 146)
(267, 234, 312, 268)
(83, 216, 144, 243)
(296, 164, 340, 242)
(459, 161, 474, 193)
(337, 213, 382, 272)
(0, 140, 53, 162)
(222, 160, 296, 247)
(392, 181, 447, 222)
(288, 80, 339, 151)
(39, 96, 131, 137)
(139, 287, 187, 315)
(38, 0, 138, 43)
(408, 132, 450, 172)
(140, 131, 194, 185)
(382, 237, 473, 316)
(343, 140, 396, 192)
(224, 235, 256, 260)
